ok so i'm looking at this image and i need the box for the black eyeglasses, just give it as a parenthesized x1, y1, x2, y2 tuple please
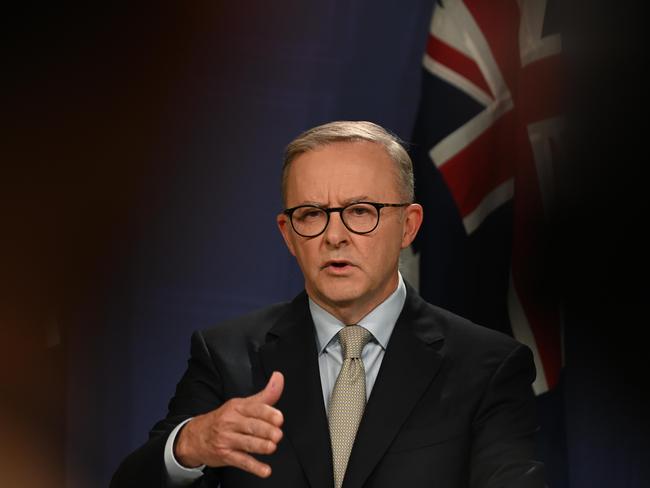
(283, 201, 410, 237)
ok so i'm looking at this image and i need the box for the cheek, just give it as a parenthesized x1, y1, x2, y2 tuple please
(364, 241, 403, 276)
(293, 242, 319, 274)
(370, 228, 403, 256)
(359, 239, 397, 268)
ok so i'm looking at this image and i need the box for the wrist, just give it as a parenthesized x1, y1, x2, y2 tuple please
(174, 419, 203, 468)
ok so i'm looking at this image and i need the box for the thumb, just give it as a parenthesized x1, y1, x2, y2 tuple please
(254, 371, 284, 406)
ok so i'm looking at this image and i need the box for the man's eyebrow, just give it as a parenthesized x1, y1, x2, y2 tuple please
(340, 196, 370, 206)
(297, 200, 326, 207)
(294, 196, 372, 208)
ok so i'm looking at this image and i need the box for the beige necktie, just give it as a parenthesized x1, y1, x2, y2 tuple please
(328, 325, 372, 488)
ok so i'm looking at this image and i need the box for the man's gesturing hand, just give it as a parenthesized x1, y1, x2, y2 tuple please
(174, 371, 285, 478)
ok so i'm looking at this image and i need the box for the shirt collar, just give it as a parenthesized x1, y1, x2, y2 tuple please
(309, 273, 407, 354)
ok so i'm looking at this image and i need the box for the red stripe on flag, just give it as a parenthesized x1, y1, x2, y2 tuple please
(427, 34, 493, 99)
(465, 0, 521, 92)
(519, 56, 564, 122)
(439, 111, 516, 217)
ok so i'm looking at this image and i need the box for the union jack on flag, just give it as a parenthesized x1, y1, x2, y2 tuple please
(419, 0, 563, 394)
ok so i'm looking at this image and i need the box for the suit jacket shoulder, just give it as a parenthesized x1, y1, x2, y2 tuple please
(403, 285, 531, 370)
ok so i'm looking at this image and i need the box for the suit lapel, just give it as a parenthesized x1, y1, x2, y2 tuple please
(343, 289, 445, 488)
(259, 293, 333, 488)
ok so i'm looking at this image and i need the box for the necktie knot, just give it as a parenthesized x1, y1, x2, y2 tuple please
(338, 325, 372, 359)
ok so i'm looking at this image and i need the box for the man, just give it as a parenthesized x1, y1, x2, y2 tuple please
(111, 121, 544, 487)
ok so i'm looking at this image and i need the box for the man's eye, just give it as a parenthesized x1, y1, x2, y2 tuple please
(349, 206, 371, 216)
(296, 209, 323, 221)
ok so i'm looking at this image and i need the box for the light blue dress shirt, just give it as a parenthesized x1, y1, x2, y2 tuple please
(310, 273, 406, 412)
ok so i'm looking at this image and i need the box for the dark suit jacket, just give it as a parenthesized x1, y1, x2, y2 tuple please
(111, 287, 544, 488)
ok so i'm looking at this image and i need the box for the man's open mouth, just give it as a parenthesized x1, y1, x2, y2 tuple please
(324, 260, 352, 269)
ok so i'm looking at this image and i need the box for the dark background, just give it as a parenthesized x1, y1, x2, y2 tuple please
(3, 1, 648, 487)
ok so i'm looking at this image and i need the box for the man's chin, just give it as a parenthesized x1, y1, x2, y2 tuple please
(311, 285, 366, 313)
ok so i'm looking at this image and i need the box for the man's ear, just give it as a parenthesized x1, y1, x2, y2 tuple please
(400, 203, 424, 249)
(277, 213, 297, 256)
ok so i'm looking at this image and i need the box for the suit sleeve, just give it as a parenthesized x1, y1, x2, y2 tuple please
(469, 344, 546, 488)
(110, 330, 225, 488)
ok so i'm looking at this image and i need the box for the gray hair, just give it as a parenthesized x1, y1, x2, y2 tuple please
(281, 121, 414, 205)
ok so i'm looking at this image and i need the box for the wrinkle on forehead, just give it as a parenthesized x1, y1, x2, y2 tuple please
(284, 142, 402, 207)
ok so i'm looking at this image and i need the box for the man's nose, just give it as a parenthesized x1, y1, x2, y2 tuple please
(323, 211, 349, 247)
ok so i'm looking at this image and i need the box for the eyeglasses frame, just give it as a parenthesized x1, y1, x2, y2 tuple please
(282, 201, 411, 237)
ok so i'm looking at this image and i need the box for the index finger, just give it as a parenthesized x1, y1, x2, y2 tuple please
(237, 401, 284, 427)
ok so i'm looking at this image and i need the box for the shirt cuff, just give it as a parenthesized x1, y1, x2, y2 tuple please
(164, 418, 206, 485)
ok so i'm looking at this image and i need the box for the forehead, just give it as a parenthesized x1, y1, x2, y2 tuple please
(285, 141, 400, 205)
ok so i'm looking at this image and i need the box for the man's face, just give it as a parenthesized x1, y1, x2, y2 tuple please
(277, 141, 422, 322)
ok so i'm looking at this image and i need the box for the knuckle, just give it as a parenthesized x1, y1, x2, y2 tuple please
(265, 440, 277, 454)
(275, 411, 284, 426)
(219, 411, 242, 430)
(210, 447, 231, 467)
(272, 428, 283, 443)
(248, 437, 262, 453)
(211, 431, 232, 451)
(244, 421, 255, 436)
(208, 425, 225, 443)
(236, 455, 254, 472)
(258, 438, 275, 454)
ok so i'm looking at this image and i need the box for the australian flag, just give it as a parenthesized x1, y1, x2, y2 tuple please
(411, 0, 566, 485)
